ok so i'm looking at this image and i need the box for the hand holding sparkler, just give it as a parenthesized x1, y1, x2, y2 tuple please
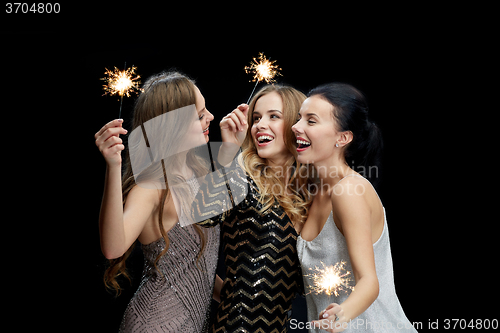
(218, 104, 249, 166)
(244, 52, 282, 104)
(220, 104, 249, 142)
(95, 119, 127, 167)
(305, 261, 354, 332)
(313, 303, 347, 333)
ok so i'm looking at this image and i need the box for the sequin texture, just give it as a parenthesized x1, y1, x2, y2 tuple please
(194, 164, 303, 333)
(119, 179, 220, 333)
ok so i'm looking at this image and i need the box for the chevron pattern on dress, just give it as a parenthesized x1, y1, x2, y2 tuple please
(193, 164, 303, 332)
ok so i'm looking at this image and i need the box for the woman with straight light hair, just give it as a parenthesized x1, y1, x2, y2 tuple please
(95, 71, 221, 332)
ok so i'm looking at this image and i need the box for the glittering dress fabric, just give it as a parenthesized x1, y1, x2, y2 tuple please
(119, 187, 220, 332)
(297, 176, 416, 333)
(194, 163, 303, 333)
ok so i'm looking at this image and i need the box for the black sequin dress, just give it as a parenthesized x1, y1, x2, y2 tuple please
(193, 161, 303, 333)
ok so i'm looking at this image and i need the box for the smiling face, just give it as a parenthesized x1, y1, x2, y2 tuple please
(292, 95, 341, 165)
(250, 91, 291, 164)
(195, 85, 213, 143)
(177, 85, 214, 153)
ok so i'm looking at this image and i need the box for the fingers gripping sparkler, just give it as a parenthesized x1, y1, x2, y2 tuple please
(244, 52, 282, 104)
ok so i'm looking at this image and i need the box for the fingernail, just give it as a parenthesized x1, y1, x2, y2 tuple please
(118, 119, 123, 123)
(323, 313, 329, 318)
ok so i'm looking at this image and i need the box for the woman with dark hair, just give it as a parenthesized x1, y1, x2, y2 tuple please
(292, 83, 416, 332)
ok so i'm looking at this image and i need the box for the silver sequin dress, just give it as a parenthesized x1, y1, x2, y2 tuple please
(119, 178, 220, 333)
(297, 175, 416, 332)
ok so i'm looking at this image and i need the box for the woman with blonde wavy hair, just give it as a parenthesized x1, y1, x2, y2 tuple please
(95, 71, 221, 332)
(193, 84, 312, 333)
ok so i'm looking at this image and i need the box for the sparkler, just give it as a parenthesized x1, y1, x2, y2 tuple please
(101, 63, 143, 119)
(244, 52, 282, 104)
(305, 261, 354, 297)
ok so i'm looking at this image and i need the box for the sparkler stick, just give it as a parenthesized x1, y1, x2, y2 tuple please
(101, 62, 143, 119)
(244, 52, 282, 104)
(246, 81, 260, 105)
(305, 261, 354, 297)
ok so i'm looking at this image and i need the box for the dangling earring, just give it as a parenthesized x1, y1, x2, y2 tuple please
(335, 143, 339, 148)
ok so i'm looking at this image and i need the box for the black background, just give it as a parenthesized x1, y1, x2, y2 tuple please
(2, 3, 495, 332)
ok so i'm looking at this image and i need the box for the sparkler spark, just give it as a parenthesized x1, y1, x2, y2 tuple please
(244, 52, 282, 104)
(101, 64, 143, 118)
(101, 65, 143, 98)
(305, 261, 354, 297)
(244, 52, 282, 83)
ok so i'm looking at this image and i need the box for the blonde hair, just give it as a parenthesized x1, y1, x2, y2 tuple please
(241, 85, 312, 225)
(104, 71, 207, 295)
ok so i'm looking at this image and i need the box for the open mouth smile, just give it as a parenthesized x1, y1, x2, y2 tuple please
(296, 137, 311, 152)
(203, 126, 209, 135)
(256, 133, 274, 147)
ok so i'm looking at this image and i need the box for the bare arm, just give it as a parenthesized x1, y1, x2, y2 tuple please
(193, 104, 250, 226)
(99, 163, 126, 259)
(212, 274, 224, 302)
(95, 119, 157, 259)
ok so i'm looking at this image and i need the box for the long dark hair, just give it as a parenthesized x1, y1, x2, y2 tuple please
(308, 83, 383, 186)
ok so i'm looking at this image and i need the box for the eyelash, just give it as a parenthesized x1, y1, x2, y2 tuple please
(253, 114, 280, 122)
(297, 117, 316, 124)
(199, 113, 204, 120)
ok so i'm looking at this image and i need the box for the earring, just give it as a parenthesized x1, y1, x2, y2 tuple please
(335, 143, 339, 148)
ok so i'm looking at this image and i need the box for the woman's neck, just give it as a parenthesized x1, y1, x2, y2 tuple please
(266, 154, 291, 169)
(313, 154, 354, 188)
(264, 154, 293, 189)
(173, 151, 194, 179)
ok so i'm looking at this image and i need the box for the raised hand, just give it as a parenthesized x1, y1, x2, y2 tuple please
(220, 104, 249, 147)
(95, 119, 128, 167)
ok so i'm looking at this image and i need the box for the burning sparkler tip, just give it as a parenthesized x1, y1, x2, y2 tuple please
(305, 261, 354, 297)
(244, 52, 282, 84)
(101, 65, 143, 98)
